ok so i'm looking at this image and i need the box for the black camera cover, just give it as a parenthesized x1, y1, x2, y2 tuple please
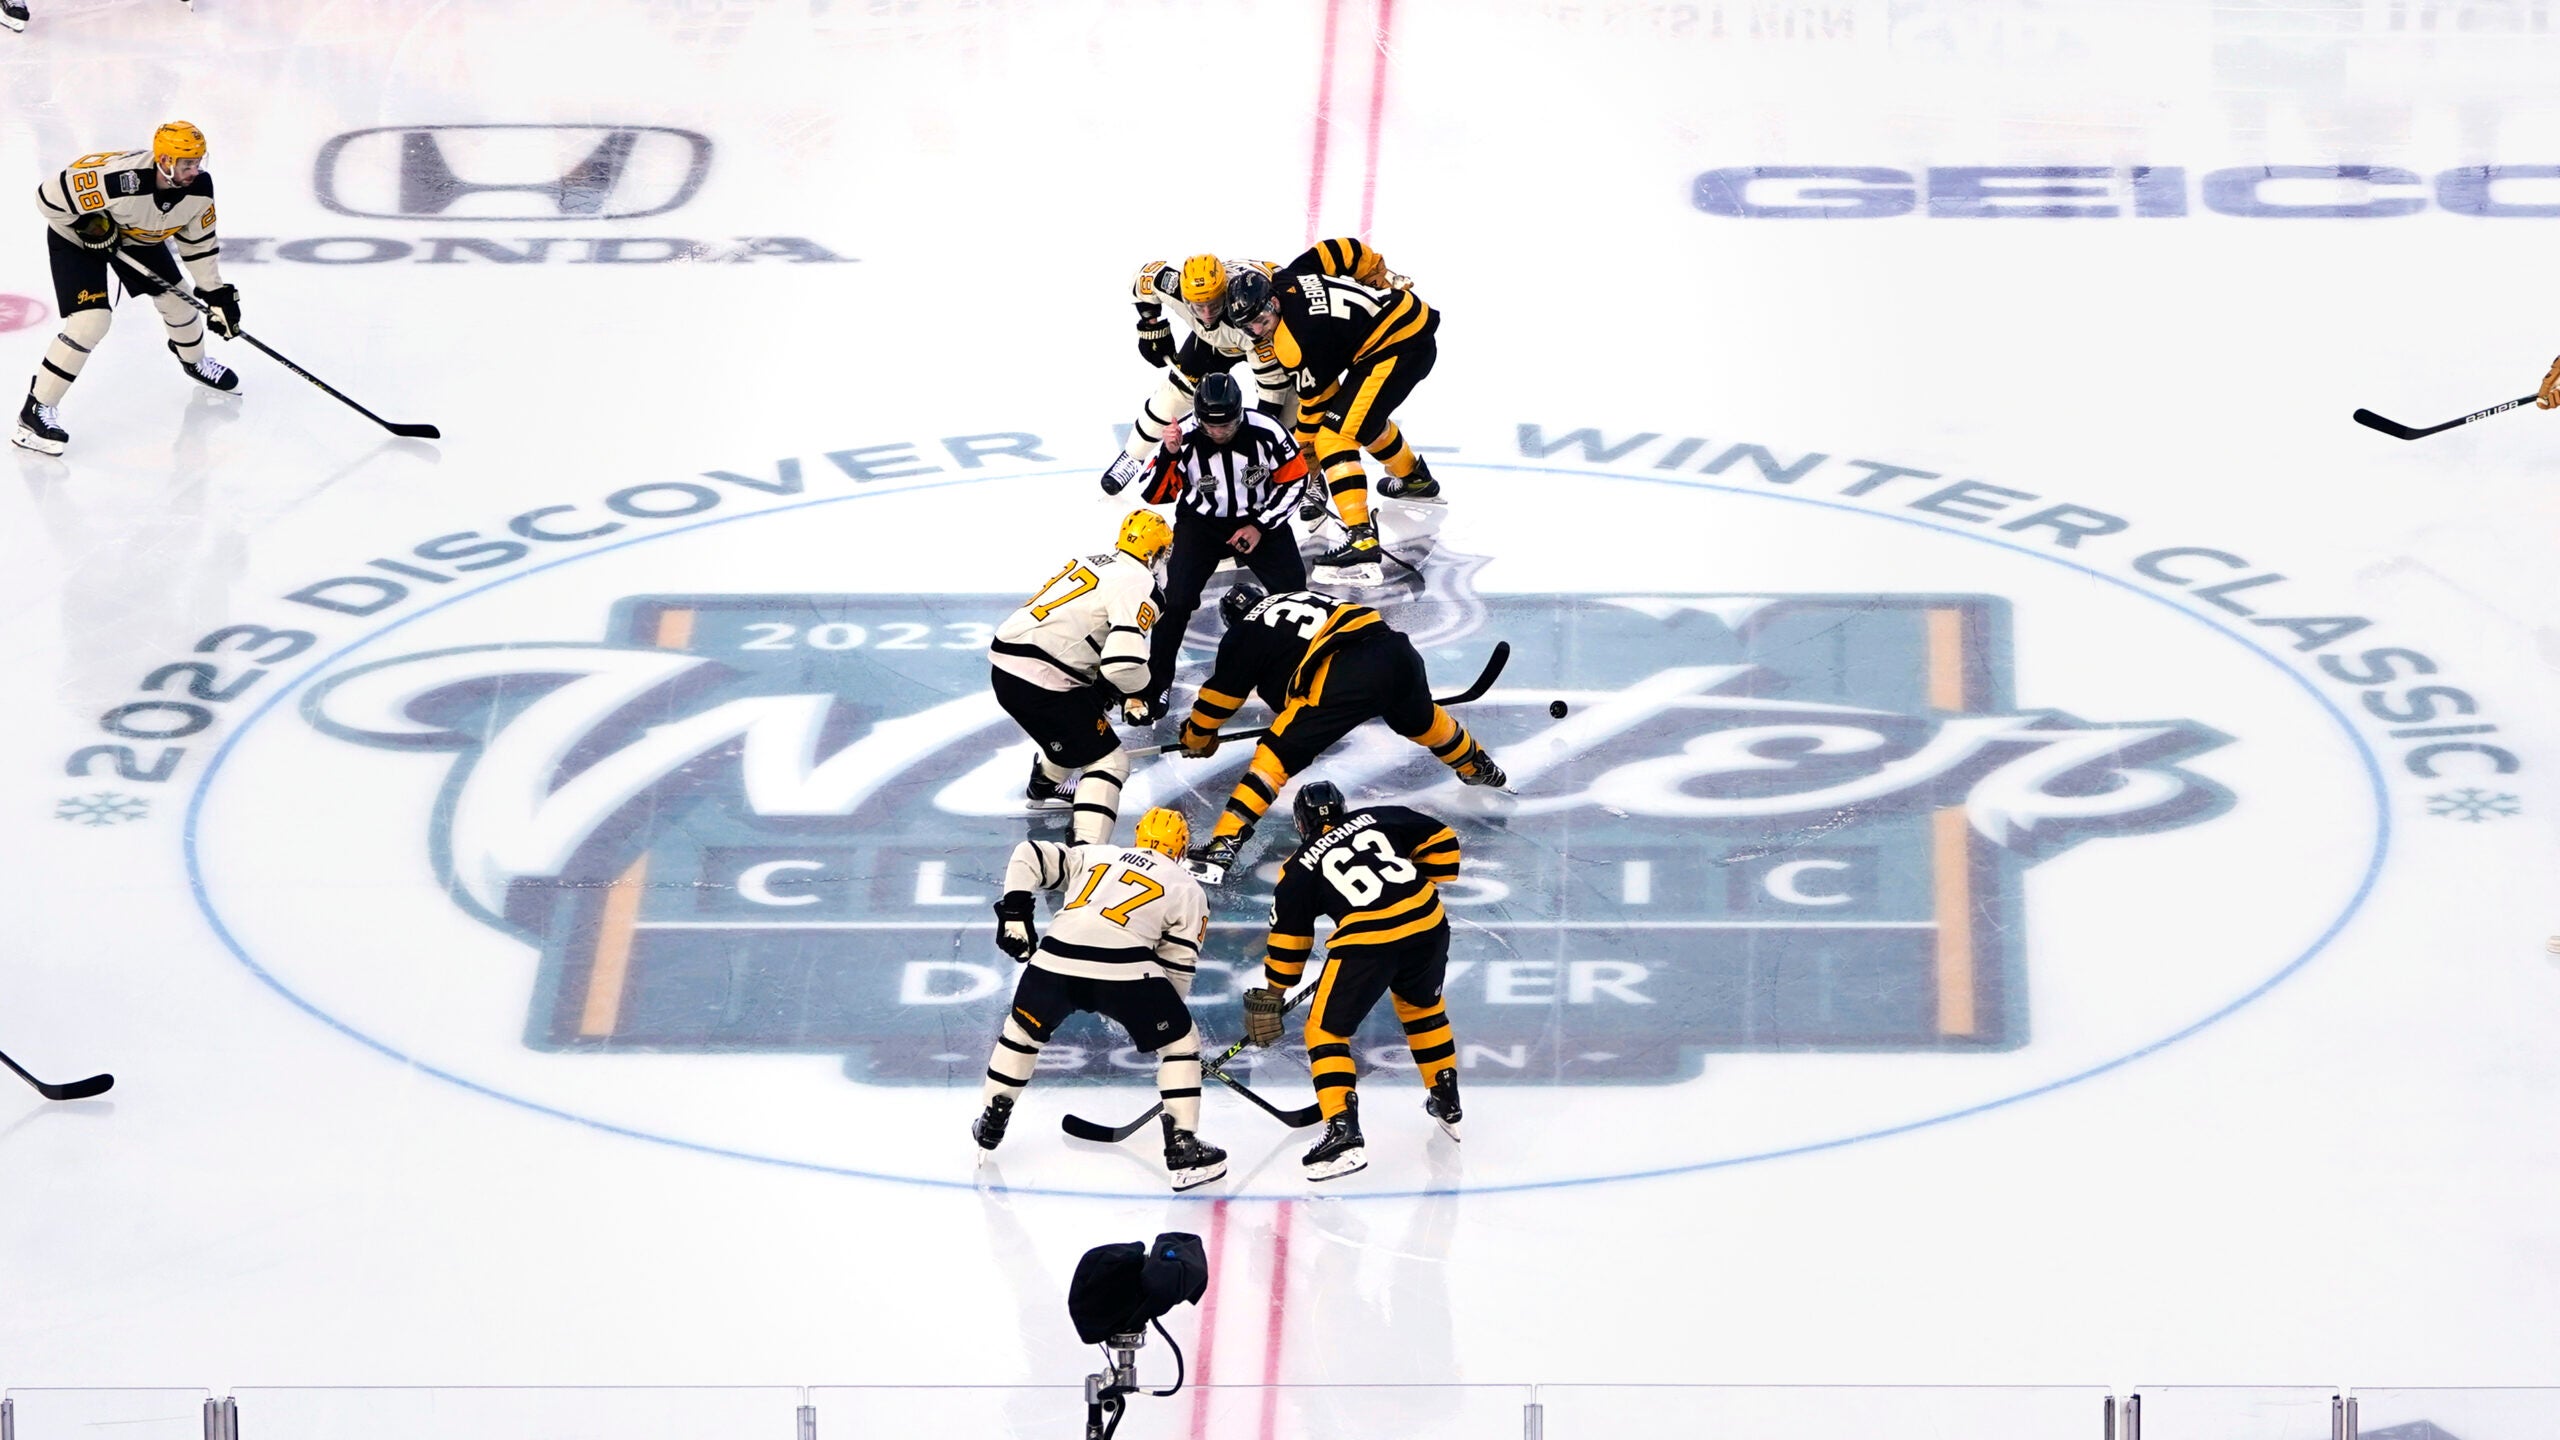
(1068, 1231, 1208, 1343)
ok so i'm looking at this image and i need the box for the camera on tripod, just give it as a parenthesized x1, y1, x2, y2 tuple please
(1068, 1231, 1209, 1440)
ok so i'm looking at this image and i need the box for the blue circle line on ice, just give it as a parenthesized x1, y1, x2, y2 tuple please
(184, 457, 2392, 1202)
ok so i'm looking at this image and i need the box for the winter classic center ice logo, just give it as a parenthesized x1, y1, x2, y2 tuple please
(300, 589, 2224, 1080)
(169, 429, 2418, 1194)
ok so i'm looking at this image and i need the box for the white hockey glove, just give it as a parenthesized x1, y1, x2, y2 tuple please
(994, 890, 1037, 961)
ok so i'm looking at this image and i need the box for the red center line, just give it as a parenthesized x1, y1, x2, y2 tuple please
(1255, 1200, 1298, 1440)
(1188, 1197, 1232, 1440)
(1304, 0, 1347, 245)
(1356, 0, 1398, 241)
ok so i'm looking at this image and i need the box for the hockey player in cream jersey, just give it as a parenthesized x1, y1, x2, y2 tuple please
(971, 806, 1227, 1191)
(1099, 253, 1295, 495)
(14, 122, 242, 455)
(987, 509, 1170, 844)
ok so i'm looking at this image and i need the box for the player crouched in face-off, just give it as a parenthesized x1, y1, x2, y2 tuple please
(1243, 782, 1467, 1182)
(972, 807, 1227, 1192)
(14, 122, 241, 456)
(987, 510, 1171, 844)
(1175, 584, 1504, 882)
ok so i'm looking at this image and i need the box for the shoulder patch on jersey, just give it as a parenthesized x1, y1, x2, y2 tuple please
(110, 170, 148, 196)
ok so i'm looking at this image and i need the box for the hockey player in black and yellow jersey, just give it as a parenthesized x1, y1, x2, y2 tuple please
(1231, 237, 1440, 582)
(1174, 584, 1502, 881)
(1240, 782, 1466, 1182)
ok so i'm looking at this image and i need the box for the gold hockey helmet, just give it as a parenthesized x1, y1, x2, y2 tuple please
(1178, 254, 1228, 308)
(1116, 508, 1173, 568)
(1133, 806, 1191, 860)
(153, 121, 208, 166)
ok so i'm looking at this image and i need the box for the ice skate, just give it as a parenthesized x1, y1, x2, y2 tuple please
(1302, 1093, 1368, 1182)
(170, 343, 238, 393)
(12, 392, 65, 454)
(1424, 1072, 1462, 1142)
(971, 1093, 1014, 1156)
(1160, 1114, 1228, 1192)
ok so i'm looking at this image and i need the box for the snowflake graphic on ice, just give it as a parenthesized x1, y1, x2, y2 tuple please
(54, 791, 149, 826)
(2426, 788, 2520, 823)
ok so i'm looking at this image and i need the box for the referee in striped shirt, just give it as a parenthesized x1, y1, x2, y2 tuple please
(1133, 371, 1313, 717)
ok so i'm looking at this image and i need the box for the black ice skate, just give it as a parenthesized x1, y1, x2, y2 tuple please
(1297, 492, 1330, 525)
(1378, 456, 1441, 500)
(12, 392, 65, 455)
(1024, 757, 1072, 810)
(1424, 1072, 1463, 1142)
(0, 0, 28, 32)
(1302, 1093, 1368, 1183)
(1312, 520, 1384, 586)
(1160, 1114, 1228, 1192)
(1098, 453, 1145, 495)
(972, 1093, 1015, 1156)
(1186, 826, 1251, 886)
(170, 342, 238, 393)
(1452, 745, 1507, 789)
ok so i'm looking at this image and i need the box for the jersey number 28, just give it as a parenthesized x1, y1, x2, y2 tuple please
(1319, 830, 1416, 906)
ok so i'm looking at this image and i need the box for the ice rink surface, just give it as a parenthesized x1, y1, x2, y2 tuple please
(3, 0, 2559, 1425)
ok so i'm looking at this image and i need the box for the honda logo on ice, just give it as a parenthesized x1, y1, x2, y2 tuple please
(313, 125, 713, 221)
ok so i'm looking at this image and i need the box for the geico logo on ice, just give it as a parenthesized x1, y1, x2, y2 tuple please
(301, 591, 2228, 1086)
(315, 125, 713, 221)
(1695, 165, 2560, 218)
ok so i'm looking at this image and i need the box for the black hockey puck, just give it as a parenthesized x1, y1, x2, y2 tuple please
(1549, 699, 1569, 719)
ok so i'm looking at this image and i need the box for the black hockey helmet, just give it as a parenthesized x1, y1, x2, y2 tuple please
(1292, 779, 1347, 840)
(1218, 581, 1266, 628)
(1195, 372, 1245, 428)
(1222, 268, 1272, 326)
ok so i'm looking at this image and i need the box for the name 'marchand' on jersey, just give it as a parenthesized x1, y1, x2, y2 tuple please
(302, 589, 2231, 1086)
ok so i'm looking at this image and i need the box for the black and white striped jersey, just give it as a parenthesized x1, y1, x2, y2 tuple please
(1153, 411, 1312, 527)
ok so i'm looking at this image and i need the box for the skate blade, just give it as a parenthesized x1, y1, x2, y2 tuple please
(1312, 562, 1385, 588)
(1434, 1117, 1462, 1143)
(11, 429, 64, 456)
(1184, 860, 1229, 886)
(1022, 796, 1072, 812)
(1303, 1147, 1368, 1182)
(1169, 1159, 1228, 1192)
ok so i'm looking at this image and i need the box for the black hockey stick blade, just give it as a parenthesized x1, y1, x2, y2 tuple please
(1062, 1103, 1161, 1144)
(1438, 641, 1511, 706)
(1208, 1066, 1322, 1127)
(0, 1048, 114, 1101)
(2352, 394, 2537, 440)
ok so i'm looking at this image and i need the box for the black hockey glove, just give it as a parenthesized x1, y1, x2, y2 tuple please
(69, 211, 118, 249)
(1135, 305, 1175, 368)
(994, 890, 1038, 962)
(1099, 453, 1145, 496)
(1120, 694, 1161, 726)
(1241, 986, 1287, 1048)
(199, 284, 241, 339)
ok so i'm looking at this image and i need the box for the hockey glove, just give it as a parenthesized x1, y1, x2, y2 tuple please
(1121, 694, 1162, 726)
(1241, 986, 1287, 1048)
(199, 284, 241, 339)
(1099, 453, 1146, 496)
(1136, 306, 1175, 368)
(994, 890, 1038, 961)
(1176, 719, 1221, 758)
(2539, 355, 2560, 410)
(69, 211, 118, 249)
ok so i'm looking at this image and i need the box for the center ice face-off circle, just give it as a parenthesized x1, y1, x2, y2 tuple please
(187, 463, 2383, 1201)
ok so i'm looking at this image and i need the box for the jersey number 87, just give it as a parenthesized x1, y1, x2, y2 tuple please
(1319, 830, 1416, 905)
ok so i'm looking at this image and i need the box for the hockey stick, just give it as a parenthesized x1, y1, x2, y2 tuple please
(1135, 641, 1511, 757)
(1062, 987, 1318, 1142)
(2352, 395, 2536, 441)
(108, 254, 442, 440)
(0, 1046, 113, 1101)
